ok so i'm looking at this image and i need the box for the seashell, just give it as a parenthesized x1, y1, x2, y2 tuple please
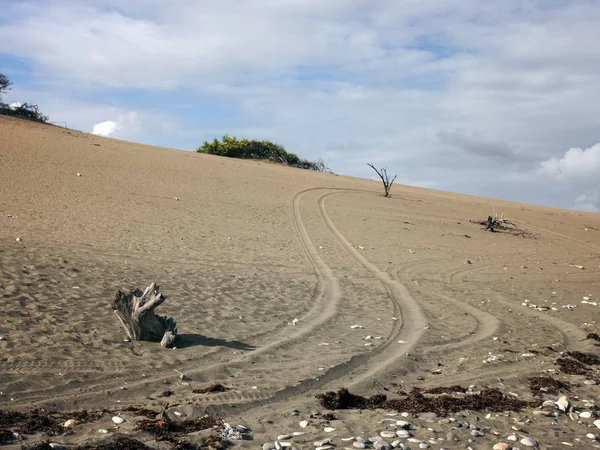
(587, 433, 596, 439)
(569, 411, 578, 420)
(556, 396, 570, 412)
(275, 441, 282, 450)
(98, 429, 108, 433)
(407, 438, 423, 443)
(63, 419, 77, 428)
(520, 437, 538, 447)
(350, 325, 364, 329)
(507, 435, 517, 441)
(280, 443, 292, 448)
(580, 411, 592, 418)
(112, 416, 125, 424)
(316, 447, 334, 450)
(299, 420, 309, 428)
(396, 429, 410, 438)
(49, 444, 64, 450)
(594, 419, 600, 429)
(541, 400, 556, 409)
(278, 435, 291, 440)
(493, 444, 510, 450)
(341, 437, 355, 441)
(293, 432, 306, 436)
(380, 431, 396, 438)
(396, 420, 410, 428)
(324, 427, 336, 432)
(315, 440, 331, 447)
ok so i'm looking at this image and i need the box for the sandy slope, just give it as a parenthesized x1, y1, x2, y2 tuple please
(1, 115, 600, 448)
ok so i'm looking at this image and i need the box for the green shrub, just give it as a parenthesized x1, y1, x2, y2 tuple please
(196, 135, 328, 171)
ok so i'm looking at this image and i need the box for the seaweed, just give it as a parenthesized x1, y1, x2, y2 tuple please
(556, 357, 592, 375)
(77, 437, 154, 450)
(136, 416, 224, 441)
(317, 387, 533, 416)
(566, 351, 600, 366)
(528, 376, 571, 396)
(0, 428, 14, 444)
(192, 384, 229, 394)
(423, 386, 468, 394)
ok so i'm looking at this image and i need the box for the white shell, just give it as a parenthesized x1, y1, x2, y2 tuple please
(594, 419, 600, 429)
(299, 420, 309, 428)
(112, 416, 125, 424)
(520, 437, 538, 447)
(324, 427, 335, 432)
(380, 431, 396, 438)
(63, 419, 77, 428)
(580, 411, 592, 418)
(98, 429, 108, 434)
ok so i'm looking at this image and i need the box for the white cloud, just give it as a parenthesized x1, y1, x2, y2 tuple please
(92, 120, 117, 136)
(90, 112, 142, 139)
(538, 144, 600, 182)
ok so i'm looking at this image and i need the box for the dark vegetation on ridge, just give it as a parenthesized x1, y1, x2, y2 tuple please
(196, 135, 330, 172)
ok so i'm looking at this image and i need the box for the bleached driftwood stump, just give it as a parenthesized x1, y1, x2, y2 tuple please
(111, 282, 177, 348)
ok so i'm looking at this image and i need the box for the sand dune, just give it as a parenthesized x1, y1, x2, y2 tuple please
(1, 115, 600, 448)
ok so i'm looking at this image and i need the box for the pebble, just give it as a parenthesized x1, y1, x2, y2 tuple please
(595, 420, 600, 429)
(580, 411, 592, 419)
(507, 435, 517, 441)
(493, 444, 510, 450)
(380, 431, 396, 438)
(353, 442, 366, 449)
(396, 429, 410, 438)
(520, 437, 538, 447)
(112, 416, 125, 424)
(15, 237, 21, 242)
(418, 444, 430, 449)
(470, 430, 484, 437)
(587, 433, 596, 439)
(373, 440, 391, 450)
(63, 419, 77, 428)
(264, 444, 276, 450)
(299, 420, 309, 428)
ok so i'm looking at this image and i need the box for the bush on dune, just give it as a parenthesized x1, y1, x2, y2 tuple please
(196, 135, 330, 172)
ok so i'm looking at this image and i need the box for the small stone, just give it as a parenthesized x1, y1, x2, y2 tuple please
(470, 430, 484, 437)
(520, 437, 538, 447)
(585, 380, 597, 385)
(507, 435, 517, 441)
(112, 416, 125, 424)
(353, 442, 366, 449)
(98, 429, 108, 434)
(299, 420, 309, 428)
(279, 435, 292, 440)
(264, 444, 276, 450)
(373, 440, 391, 450)
(595, 419, 600, 429)
(396, 430, 410, 438)
(391, 440, 401, 448)
(77, 173, 81, 176)
(580, 412, 592, 418)
(63, 419, 77, 428)
(587, 433, 596, 439)
(493, 444, 510, 450)
(15, 237, 21, 242)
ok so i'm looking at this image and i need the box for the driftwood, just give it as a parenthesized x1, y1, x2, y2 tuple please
(111, 283, 177, 348)
(470, 212, 535, 238)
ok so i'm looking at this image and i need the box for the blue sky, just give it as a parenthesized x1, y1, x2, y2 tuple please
(1, 0, 599, 212)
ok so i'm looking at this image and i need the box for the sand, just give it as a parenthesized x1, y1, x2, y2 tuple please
(1, 114, 600, 449)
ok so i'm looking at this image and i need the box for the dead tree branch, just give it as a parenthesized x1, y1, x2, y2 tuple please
(368, 163, 397, 198)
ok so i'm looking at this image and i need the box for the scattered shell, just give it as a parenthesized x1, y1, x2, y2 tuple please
(316, 447, 334, 450)
(594, 419, 600, 429)
(396, 429, 410, 438)
(350, 325, 364, 329)
(315, 440, 331, 447)
(98, 429, 108, 434)
(580, 411, 592, 419)
(77, 173, 81, 177)
(299, 420, 309, 428)
(380, 431, 396, 438)
(493, 444, 510, 450)
(49, 444, 64, 450)
(587, 433, 596, 439)
(293, 432, 306, 436)
(15, 237, 21, 242)
(112, 416, 125, 424)
(63, 419, 77, 428)
(324, 427, 336, 433)
(585, 380, 597, 385)
(520, 437, 538, 447)
(278, 435, 292, 440)
(507, 435, 517, 441)
(556, 396, 570, 412)
(280, 443, 292, 448)
(396, 421, 410, 428)
(341, 437, 355, 441)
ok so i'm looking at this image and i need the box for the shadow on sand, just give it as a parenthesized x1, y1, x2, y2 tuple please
(176, 333, 256, 351)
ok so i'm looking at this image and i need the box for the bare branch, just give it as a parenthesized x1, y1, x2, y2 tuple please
(368, 163, 398, 197)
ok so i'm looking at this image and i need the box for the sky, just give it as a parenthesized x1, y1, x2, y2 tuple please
(1, 0, 599, 213)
